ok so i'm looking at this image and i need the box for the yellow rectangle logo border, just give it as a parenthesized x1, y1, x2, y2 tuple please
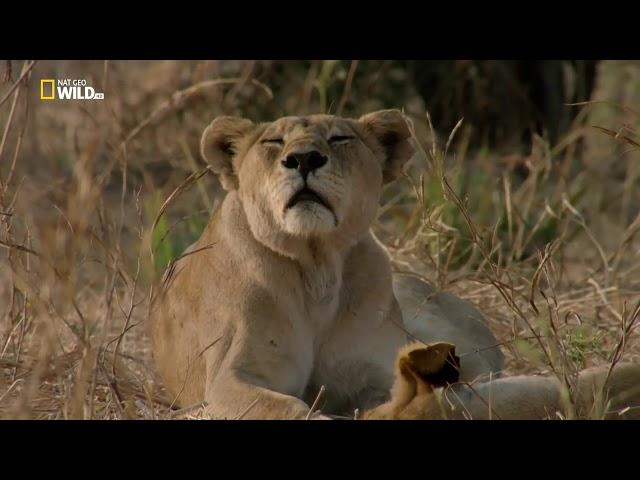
(40, 79, 55, 100)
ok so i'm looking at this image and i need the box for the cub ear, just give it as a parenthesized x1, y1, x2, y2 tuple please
(358, 109, 415, 183)
(405, 342, 460, 390)
(200, 116, 255, 191)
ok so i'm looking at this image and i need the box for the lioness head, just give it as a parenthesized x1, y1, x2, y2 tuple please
(200, 110, 414, 250)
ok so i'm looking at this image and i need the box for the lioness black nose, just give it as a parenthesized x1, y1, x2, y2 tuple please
(282, 151, 327, 180)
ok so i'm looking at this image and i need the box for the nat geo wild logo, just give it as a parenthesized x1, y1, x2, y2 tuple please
(40, 78, 105, 101)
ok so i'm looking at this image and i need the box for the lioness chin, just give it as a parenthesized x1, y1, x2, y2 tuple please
(150, 110, 502, 420)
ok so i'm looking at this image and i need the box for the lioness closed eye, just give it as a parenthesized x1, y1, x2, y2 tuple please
(150, 111, 501, 420)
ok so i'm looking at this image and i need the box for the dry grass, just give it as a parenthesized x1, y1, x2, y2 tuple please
(1, 60, 639, 420)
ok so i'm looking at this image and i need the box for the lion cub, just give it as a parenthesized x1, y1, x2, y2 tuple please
(362, 342, 640, 420)
(150, 111, 503, 420)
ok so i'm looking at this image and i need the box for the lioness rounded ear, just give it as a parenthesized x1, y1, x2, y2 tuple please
(200, 116, 255, 191)
(358, 109, 415, 183)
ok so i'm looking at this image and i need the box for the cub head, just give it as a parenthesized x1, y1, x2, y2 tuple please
(200, 111, 414, 251)
(360, 342, 461, 420)
(399, 342, 461, 393)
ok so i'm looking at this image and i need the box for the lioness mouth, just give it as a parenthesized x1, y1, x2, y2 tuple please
(286, 187, 332, 211)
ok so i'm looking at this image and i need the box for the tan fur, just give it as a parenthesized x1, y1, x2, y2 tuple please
(150, 111, 503, 420)
(363, 342, 640, 420)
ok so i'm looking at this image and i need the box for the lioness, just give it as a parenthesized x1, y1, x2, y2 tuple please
(150, 110, 501, 420)
(362, 342, 640, 420)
